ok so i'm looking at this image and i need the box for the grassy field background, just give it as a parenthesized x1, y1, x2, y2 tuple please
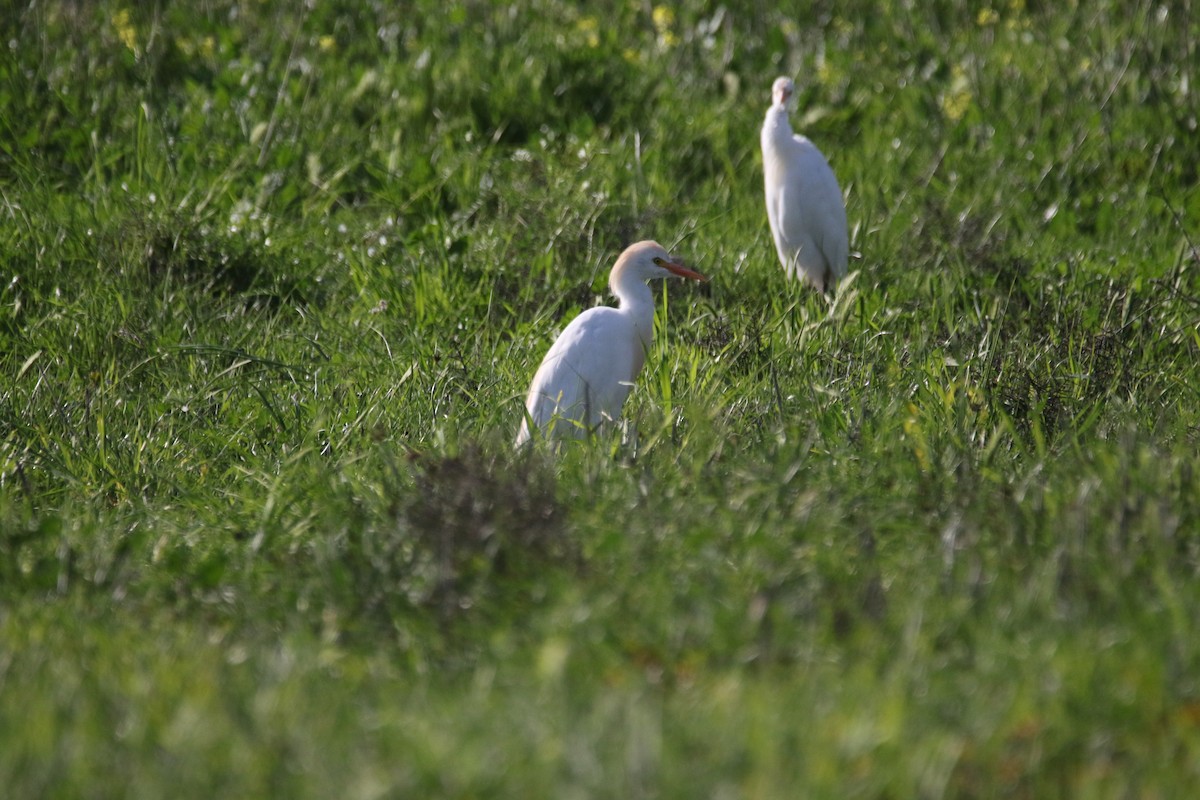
(3, 0, 1199, 795)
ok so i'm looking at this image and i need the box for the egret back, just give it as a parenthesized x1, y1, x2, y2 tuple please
(762, 108, 849, 291)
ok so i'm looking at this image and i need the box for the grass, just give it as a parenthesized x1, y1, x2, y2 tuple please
(2, 0, 1199, 796)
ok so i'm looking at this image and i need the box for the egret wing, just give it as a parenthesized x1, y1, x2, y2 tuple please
(786, 137, 848, 281)
(521, 308, 641, 441)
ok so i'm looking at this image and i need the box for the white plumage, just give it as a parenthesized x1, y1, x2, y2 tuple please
(516, 241, 707, 445)
(761, 76, 849, 292)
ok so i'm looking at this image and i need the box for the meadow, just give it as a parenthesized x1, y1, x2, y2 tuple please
(2, 0, 1199, 795)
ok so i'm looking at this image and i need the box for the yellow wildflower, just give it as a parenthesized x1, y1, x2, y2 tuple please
(318, 35, 336, 53)
(1004, 0, 1031, 30)
(903, 403, 930, 471)
(652, 5, 675, 31)
(652, 5, 678, 48)
(817, 57, 837, 87)
(576, 16, 600, 48)
(178, 35, 217, 59)
(940, 63, 973, 122)
(113, 9, 138, 55)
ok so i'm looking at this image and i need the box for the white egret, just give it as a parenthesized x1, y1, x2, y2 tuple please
(761, 76, 849, 292)
(516, 241, 707, 445)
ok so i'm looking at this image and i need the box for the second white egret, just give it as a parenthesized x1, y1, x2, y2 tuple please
(761, 76, 849, 292)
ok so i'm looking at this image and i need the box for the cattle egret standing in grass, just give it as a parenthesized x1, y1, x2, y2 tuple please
(761, 76, 849, 292)
(516, 241, 707, 446)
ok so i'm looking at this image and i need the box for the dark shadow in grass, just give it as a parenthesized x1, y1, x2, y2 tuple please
(915, 204, 1147, 446)
(139, 218, 314, 311)
(404, 444, 568, 617)
(692, 309, 771, 378)
(339, 444, 571, 626)
(984, 280, 1140, 445)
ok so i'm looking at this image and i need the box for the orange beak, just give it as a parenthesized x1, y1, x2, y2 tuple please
(663, 260, 708, 282)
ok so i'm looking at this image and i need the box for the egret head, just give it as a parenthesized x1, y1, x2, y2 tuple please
(771, 76, 796, 111)
(616, 241, 707, 284)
